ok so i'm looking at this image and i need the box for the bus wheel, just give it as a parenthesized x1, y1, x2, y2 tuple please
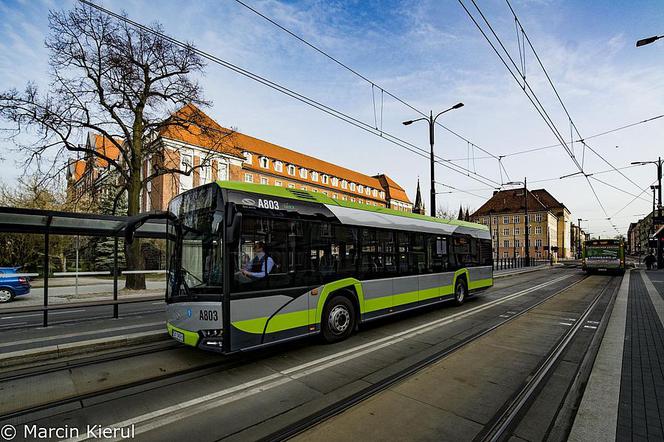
(321, 296, 356, 343)
(454, 278, 467, 306)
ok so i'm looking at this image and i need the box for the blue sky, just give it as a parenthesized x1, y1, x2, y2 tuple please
(1, 0, 664, 236)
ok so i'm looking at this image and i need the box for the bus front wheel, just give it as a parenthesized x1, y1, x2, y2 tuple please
(321, 295, 356, 343)
(454, 278, 467, 306)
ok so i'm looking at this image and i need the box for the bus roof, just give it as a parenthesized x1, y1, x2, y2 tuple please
(215, 181, 490, 237)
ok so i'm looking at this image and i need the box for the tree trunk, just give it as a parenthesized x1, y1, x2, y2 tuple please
(124, 132, 146, 290)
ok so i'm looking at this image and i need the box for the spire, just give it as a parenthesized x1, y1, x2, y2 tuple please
(458, 205, 464, 220)
(413, 179, 425, 214)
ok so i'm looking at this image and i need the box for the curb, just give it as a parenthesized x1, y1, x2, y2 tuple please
(0, 330, 168, 369)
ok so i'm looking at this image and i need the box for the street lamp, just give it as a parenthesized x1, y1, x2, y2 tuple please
(403, 102, 464, 217)
(636, 35, 663, 47)
(505, 178, 530, 266)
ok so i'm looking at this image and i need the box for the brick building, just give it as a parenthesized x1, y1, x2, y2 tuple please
(470, 188, 574, 260)
(68, 104, 413, 212)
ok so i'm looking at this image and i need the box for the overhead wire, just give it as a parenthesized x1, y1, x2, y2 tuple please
(80, 0, 503, 189)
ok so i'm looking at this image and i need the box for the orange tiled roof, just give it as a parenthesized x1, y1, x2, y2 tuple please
(70, 159, 86, 182)
(160, 104, 243, 157)
(92, 134, 122, 167)
(160, 104, 412, 204)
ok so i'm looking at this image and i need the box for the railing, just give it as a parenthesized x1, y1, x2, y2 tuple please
(493, 258, 550, 271)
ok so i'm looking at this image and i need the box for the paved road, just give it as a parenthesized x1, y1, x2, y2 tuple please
(1, 267, 598, 442)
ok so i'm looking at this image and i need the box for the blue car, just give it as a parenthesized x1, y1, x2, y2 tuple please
(0, 267, 31, 303)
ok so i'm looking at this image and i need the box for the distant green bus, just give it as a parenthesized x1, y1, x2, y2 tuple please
(162, 181, 493, 354)
(582, 239, 625, 274)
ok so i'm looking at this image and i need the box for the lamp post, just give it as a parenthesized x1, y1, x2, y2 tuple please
(634, 157, 663, 268)
(403, 103, 464, 217)
(505, 178, 530, 266)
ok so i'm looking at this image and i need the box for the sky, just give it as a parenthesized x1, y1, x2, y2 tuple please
(1, 0, 664, 237)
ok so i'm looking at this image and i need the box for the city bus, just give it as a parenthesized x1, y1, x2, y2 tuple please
(161, 181, 493, 353)
(582, 238, 625, 274)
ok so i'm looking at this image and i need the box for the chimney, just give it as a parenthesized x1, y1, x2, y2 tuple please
(493, 190, 498, 196)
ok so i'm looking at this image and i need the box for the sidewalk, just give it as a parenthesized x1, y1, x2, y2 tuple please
(570, 269, 664, 441)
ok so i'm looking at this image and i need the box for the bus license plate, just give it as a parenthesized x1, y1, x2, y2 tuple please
(172, 330, 184, 343)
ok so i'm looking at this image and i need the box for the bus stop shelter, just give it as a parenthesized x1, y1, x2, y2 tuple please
(0, 206, 167, 326)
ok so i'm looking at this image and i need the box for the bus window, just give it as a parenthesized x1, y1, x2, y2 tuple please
(410, 233, 426, 274)
(426, 235, 449, 272)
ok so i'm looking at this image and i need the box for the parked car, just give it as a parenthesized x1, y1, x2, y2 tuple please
(0, 267, 31, 303)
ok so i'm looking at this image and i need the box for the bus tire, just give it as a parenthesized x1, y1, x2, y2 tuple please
(454, 277, 467, 306)
(321, 295, 356, 343)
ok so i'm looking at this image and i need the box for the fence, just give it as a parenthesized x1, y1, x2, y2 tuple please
(493, 257, 549, 271)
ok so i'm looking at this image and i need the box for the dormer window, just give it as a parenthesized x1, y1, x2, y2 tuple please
(379, 191, 385, 199)
(287, 164, 296, 176)
(331, 177, 339, 187)
(300, 168, 308, 179)
(311, 171, 319, 182)
(244, 152, 252, 164)
(322, 174, 329, 184)
(259, 156, 269, 169)
(372, 189, 378, 197)
(358, 185, 364, 194)
(341, 180, 348, 189)
(274, 161, 283, 172)
(350, 182, 356, 191)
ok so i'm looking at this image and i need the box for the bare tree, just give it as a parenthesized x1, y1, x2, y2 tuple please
(0, 5, 232, 289)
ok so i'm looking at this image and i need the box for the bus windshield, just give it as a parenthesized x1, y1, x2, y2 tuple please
(167, 185, 223, 301)
(586, 246, 619, 259)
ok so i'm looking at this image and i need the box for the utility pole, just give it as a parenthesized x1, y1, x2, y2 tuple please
(577, 218, 582, 259)
(632, 157, 663, 268)
(402, 103, 464, 217)
(524, 177, 530, 267)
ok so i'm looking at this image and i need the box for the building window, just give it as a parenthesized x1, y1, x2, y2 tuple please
(300, 168, 308, 179)
(503, 228, 509, 236)
(536, 239, 543, 247)
(274, 161, 283, 172)
(260, 176, 268, 185)
(341, 180, 348, 189)
(243, 152, 252, 164)
(503, 240, 509, 248)
(493, 217, 497, 225)
(332, 177, 339, 187)
(350, 182, 356, 191)
(311, 171, 319, 182)
(200, 163, 211, 183)
(312, 188, 318, 192)
(535, 226, 542, 234)
(332, 193, 338, 199)
(515, 239, 521, 247)
(301, 186, 307, 191)
(342, 195, 347, 201)
(322, 174, 329, 184)
(288, 183, 295, 189)
(244, 173, 253, 183)
(180, 153, 193, 192)
(275, 180, 282, 187)
(503, 251, 509, 258)
(287, 164, 296, 176)
(259, 156, 269, 169)
(380, 191, 385, 199)
(535, 213, 542, 222)
(372, 189, 377, 197)
(536, 251, 542, 258)
(217, 161, 229, 181)
(351, 197, 355, 202)
(514, 227, 520, 235)
(365, 187, 371, 195)
(514, 215, 520, 223)
(322, 191, 328, 196)
(503, 216, 510, 224)
(358, 185, 364, 194)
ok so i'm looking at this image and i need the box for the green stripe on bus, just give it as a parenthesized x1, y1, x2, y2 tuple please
(469, 278, 493, 290)
(167, 323, 200, 347)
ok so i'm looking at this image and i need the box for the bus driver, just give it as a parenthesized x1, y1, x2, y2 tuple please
(238, 241, 275, 282)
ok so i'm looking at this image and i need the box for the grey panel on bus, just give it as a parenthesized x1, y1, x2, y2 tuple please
(418, 274, 442, 291)
(440, 272, 455, 286)
(167, 302, 222, 330)
(231, 296, 293, 321)
(468, 265, 493, 281)
(362, 279, 393, 300)
(279, 291, 310, 314)
(325, 205, 458, 236)
(393, 275, 419, 296)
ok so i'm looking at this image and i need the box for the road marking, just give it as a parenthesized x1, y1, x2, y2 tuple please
(51, 309, 86, 315)
(587, 320, 599, 324)
(0, 322, 28, 329)
(499, 314, 510, 318)
(559, 322, 573, 326)
(583, 325, 598, 329)
(151, 302, 164, 305)
(0, 314, 42, 320)
(0, 321, 163, 348)
(67, 273, 577, 441)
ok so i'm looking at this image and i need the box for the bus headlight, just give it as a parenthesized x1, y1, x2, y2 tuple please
(200, 329, 223, 338)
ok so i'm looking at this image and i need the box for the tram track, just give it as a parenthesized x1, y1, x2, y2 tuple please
(259, 274, 620, 442)
(1, 268, 576, 432)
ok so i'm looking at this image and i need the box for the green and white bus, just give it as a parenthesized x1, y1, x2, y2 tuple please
(163, 181, 493, 353)
(582, 239, 625, 274)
